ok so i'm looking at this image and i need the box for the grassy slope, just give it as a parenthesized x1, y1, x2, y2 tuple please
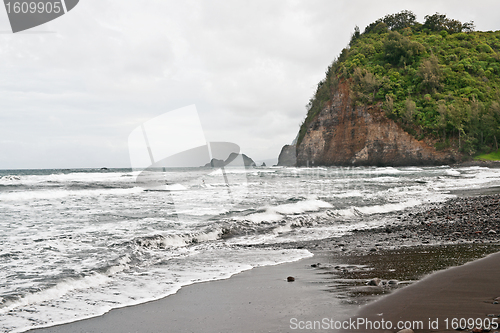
(298, 15, 500, 159)
(475, 150, 500, 161)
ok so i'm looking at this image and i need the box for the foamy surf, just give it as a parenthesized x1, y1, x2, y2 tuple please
(2, 166, 500, 332)
(0, 246, 312, 333)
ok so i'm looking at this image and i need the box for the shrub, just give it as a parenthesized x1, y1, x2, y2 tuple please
(383, 31, 425, 66)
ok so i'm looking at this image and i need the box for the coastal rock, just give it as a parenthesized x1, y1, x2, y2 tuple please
(287, 276, 295, 282)
(204, 154, 256, 167)
(296, 81, 455, 166)
(204, 158, 225, 167)
(277, 145, 296, 166)
(225, 153, 256, 167)
(367, 278, 381, 286)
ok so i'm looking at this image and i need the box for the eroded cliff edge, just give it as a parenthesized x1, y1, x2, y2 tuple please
(296, 81, 456, 166)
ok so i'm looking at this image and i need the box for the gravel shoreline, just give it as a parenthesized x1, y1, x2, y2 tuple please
(243, 192, 500, 309)
(259, 193, 500, 254)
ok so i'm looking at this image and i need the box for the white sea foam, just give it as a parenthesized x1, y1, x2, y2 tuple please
(208, 168, 253, 176)
(0, 187, 144, 201)
(3, 166, 500, 333)
(0, 274, 112, 314)
(237, 199, 333, 223)
(401, 167, 424, 171)
(273, 199, 333, 215)
(0, 171, 141, 186)
(237, 211, 284, 223)
(1, 247, 312, 333)
(369, 167, 402, 174)
(445, 169, 461, 177)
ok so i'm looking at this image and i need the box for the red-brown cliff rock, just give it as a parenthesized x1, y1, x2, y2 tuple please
(296, 82, 456, 166)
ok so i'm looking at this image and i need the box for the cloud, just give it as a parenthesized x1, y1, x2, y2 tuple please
(0, 0, 498, 168)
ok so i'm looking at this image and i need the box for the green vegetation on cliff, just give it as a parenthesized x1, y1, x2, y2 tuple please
(475, 150, 500, 161)
(298, 11, 500, 156)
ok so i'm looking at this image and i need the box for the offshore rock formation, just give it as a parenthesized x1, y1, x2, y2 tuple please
(204, 153, 256, 167)
(296, 82, 456, 166)
(277, 145, 296, 166)
(204, 159, 225, 167)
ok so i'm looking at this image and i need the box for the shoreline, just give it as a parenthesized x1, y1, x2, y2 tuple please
(347, 250, 500, 333)
(26, 254, 351, 333)
(26, 245, 500, 333)
(26, 190, 500, 333)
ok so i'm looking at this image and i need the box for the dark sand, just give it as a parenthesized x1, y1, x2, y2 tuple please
(27, 255, 355, 333)
(27, 191, 500, 333)
(350, 251, 500, 333)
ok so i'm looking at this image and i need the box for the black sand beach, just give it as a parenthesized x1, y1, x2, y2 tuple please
(28, 190, 500, 333)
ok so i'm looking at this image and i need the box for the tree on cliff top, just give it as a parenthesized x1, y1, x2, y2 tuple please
(365, 10, 417, 33)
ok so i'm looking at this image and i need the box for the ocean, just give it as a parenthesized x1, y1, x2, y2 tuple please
(1, 165, 500, 332)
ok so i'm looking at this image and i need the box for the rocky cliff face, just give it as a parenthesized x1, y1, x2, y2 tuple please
(296, 82, 456, 166)
(277, 145, 296, 166)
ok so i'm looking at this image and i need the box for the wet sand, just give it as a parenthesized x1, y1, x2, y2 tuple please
(26, 255, 355, 333)
(350, 250, 500, 333)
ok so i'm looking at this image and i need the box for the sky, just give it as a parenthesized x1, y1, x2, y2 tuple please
(0, 0, 499, 169)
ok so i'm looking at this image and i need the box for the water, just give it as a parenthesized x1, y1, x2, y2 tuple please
(1, 165, 500, 332)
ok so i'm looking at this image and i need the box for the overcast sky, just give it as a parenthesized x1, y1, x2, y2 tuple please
(0, 0, 499, 169)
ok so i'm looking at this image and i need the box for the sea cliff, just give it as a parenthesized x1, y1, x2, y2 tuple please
(296, 81, 456, 166)
(287, 11, 500, 167)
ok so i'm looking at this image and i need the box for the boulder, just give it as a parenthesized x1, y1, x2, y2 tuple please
(367, 278, 381, 286)
(204, 159, 225, 167)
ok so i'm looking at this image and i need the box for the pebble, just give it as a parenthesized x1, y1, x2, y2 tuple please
(287, 276, 295, 282)
(488, 230, 497, 234)
(396, 329, 414, 333)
